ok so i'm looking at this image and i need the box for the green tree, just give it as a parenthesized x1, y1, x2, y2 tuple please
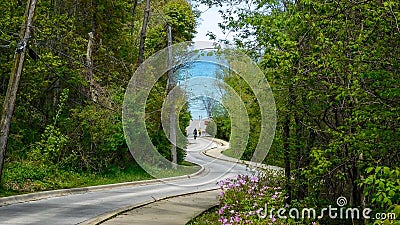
(0, 0, 198, 191)
(196, 0, 400, 219)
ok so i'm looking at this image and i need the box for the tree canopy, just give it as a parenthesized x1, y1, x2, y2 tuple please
(198, 0, 400, 221)
(0, 0, 197, 192)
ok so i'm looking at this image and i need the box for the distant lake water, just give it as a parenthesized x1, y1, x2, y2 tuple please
(177, 61, 223, 119)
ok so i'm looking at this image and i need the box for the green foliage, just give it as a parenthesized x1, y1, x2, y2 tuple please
(205, 119, 217, 136)
(1, 0, 198, 193)
(211, 104, 231, 141)
(217, 171, 287, 224)
(30, 89, 69, 164)
(66, 104, 128, 171)
(196, 0, 400, 218)
(189, 170, 318, 225)
(361, 166, 400, 209)
(1, 162, 152, 195)
(371, 204, 400, 225)
(164, 0, 197, 42)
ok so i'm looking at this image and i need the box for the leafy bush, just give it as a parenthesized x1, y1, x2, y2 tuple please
(209, 170, 318, 225)
(29, 89, 69, 164)
(361, 166, 400, 209)
(205, 120, 217, 136)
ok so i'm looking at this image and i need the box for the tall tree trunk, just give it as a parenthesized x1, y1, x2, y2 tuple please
(294, 113, 311, 200)
(283, 114, 292, 203)
(166, 24, 177, 168)
(0, 0, 37, 183)
(131, 0, 138, 35)
(284, 84, 296, 203)
(138, 0, 150, 65)
(52, 0, 61, 112)
(86, 32, 96, 102)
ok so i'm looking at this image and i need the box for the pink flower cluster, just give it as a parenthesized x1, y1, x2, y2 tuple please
(214, 173, 319, 225)
(215, 174, 283, 224)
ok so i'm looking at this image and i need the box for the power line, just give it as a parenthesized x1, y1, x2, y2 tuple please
(31, 26, 132, 84)
(38, 43, 130, 85)
(0, 29, 14, 48)
(31, 46, 118, 112)
(153, 7, 170, 25)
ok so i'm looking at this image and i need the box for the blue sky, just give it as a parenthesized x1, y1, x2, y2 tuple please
(193, 4, 227, 42)
(182, 3, 232, 120)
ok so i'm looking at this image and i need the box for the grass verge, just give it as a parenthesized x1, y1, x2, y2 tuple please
(187, 205, 220, 225)
(221, 148, 284, 168)
(0, 160, 199, 197)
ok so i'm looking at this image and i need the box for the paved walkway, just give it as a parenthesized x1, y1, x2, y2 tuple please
(92, 137, 282, 225)
(203, 137, 283, 171)
(100, 190, 219, 225)
(93, 138, 230, 225)
(94, 137, 228, 225)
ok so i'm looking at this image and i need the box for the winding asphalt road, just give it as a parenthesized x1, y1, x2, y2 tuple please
(0, 137, 249, 224)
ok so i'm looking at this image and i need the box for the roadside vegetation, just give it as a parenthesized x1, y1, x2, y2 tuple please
(188, 169, 400, 225)
(0, 164, 152, 197)
(0, 0, 197, 196)
(193, 0, 400, 224)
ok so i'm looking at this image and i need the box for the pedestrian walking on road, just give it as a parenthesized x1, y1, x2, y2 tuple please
(193, 128, 198, 140)
(198, 128, 202, 137)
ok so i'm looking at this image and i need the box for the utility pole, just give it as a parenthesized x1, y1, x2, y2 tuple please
(0, 0, 38, 183)
(138, 0, 150, 65)
(166, 24, 177, 169)
(86, 32, 96, 102)
(184, 70, 188, 96)
(131, 0, 138, 36)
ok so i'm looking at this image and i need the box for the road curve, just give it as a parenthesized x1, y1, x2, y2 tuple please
(0, 137, 249, 225)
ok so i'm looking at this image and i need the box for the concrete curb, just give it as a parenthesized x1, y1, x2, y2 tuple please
(79, 188, 220, 225)
(202, 137, 283, 171)
(86, 138, 281, 225)
(76, 138, 225, 225)
(0, 165, 205, 207)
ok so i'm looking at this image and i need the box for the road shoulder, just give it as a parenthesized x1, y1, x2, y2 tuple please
(95, 189, 220, 225)
(0, 165, 205, 207)
(81, 137, 282, 225)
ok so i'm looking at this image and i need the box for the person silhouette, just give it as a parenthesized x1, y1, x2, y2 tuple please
(193, 128, 198, 140)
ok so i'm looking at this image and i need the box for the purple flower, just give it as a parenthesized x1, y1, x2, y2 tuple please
(234, 215, 241, 222)
(251, 176, 259, 183)
(261, 186, 270, 192)
(272, 191, 279, 200)
(256, 208, 263, 214)
(218, 204, 229, 215)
